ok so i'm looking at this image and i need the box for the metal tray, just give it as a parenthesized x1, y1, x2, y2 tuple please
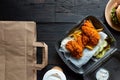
(55, 16, 117, 75)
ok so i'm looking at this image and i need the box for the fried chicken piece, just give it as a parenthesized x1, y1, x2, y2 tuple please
(84, 20, 94, 28)
(81, 20, 100, 48)
(65, 20, 100, 58)
(82, 33, 95, 50)
(66, 35, 84, 59)
(76, 35, 84, 48)
(81, 33, 89, 46)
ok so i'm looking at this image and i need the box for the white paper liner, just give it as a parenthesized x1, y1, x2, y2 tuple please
(59, 32, 108, 68)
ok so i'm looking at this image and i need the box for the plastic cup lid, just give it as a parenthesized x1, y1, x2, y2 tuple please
(96, 68, 109, 80)
(43, 69, 66, 80)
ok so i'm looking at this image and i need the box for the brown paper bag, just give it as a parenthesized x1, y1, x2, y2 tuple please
(0, 21, 48, 80)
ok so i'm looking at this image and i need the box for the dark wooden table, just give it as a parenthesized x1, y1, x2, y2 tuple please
(0, 0, 120, 80)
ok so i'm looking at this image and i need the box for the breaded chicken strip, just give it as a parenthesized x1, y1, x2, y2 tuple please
(66, 35, 84, 59)
(81, 33, 89, 46)
(84, 20, 94, 28)
(81, 20, 100, 48)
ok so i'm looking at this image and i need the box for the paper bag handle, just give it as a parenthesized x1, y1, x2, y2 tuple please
(33, 42, 48, 70)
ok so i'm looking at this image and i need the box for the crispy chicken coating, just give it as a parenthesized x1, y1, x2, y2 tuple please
(66, 35, 84, 59)
(83, 20, 94, 28)
(81, 33, 89, 46)
(81, 20, 100, 47)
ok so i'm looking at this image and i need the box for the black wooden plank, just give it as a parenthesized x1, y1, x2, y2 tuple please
(27, 0, 55, 4)
(0, 0, 56, 22)
(36, 23, 75, 64)
(55, 0, 109, 22)
(0, 0, 109, 22)
(55, 13, 81, 22)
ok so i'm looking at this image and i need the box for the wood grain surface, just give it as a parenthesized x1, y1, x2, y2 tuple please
(0, 0, 120, 80)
